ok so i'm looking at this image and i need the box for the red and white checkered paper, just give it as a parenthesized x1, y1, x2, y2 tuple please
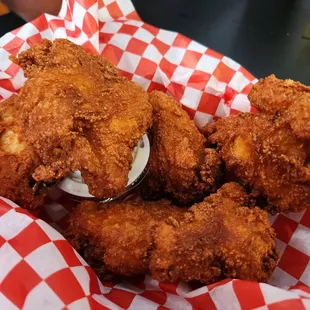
(0, 0, 310, 309)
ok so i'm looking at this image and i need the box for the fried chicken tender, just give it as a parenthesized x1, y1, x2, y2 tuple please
(141, 91, 222, 206)
(66, 183, 278, 284)
(0, 96, 48, 208)
(249, 74, 310, 114)
(11, 39, 152, 198)
(205, 75, 310, 213)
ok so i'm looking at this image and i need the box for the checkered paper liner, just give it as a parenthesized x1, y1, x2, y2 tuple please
(0, 0, 310, 309)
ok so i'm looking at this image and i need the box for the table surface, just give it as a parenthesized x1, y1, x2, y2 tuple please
(1, 0, 310, 84)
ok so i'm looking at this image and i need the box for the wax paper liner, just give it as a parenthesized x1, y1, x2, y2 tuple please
(0, 0, 310, 309)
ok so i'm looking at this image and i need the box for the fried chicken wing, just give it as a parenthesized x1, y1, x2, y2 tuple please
(10, 39, 152, 198)
(141, 91, 222, 205)
(205, 75, 310, 213)
(0, 96, 48, 208)
(66, 183, 278, 284)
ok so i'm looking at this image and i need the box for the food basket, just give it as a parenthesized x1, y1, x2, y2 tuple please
(0, 0, 309, 309)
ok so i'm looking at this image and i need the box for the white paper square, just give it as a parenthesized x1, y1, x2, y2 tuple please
(0, 49, 15, 69)
(0, 243, 22, 282)
(102, 0, 114, 4)
(302, 299, 310, 309)
(230, 94, 252, 112)
(0, 87, 15, 100)
(92, 294, 120, 310)
(156, 29, 177, 45)
(254, 306, 269, 310)
(215, 100, 231, 118)
(222, 56, 241, 71)
(228, 71, 250, 92)
(194, 111, 213, 129)
(128, 295, 159, 310)
(300, 261, 310, 286)
(114, 282, 143, 294)
(117, 0, 135, 16)
(98, 279, 112, 294)
(72, 2, 86, 29)
(68, 297, 90, 310)
(0, 209, 33, 240)
(71, 266, 90, 296)
(53, 28, 68, 39)
(98, 7, 113, 22)
(209, 281, 240, 310)
(187, 40, 207, 53)
(132, 75, 151, 90)
(134, 28, 155, 43)
(171, 66, 194, 85)
(88, 2, 99, 17)
(23, 281, 65, 310)
(0, 72, 11, 80)
(41, 29, 54, 40)
(181, 87, 202, 110)
(275, 238, 287, 261)
(65, 20, 76, 31)
(0, 32, 16, 46)
(100, 21, 122, 34)
(152, 68, 165, 84)
(142, 45, 162, 64)
(260, 283, 297, 304)
(124, 20, 144, 27)
(284, 210, 305, 223)
(25, 242, 68, 279)
(289, 224, 310, 256)
(197, 54, 220, 74)
(268, 267, 298, 289)
(117, 52, 141, 73)
(164, 293, 192, 310)
(0, 293, 19, 310)
(164, 47, 186, 65)
(16, 23, 39, 39)
(35, 219, 65, 241)
(10, 70, 26, 90)
(205, 75, 227, 97)
(109, 33, 131, 50)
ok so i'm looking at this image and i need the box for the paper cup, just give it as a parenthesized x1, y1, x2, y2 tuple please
(57, 134, 150, 202)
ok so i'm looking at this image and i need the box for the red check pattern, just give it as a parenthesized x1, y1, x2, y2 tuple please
(0, 0, 309, 309)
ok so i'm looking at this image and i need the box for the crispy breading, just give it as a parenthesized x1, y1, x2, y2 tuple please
(11, 39, 153, 198)
(141, 91, 222, 206)
(204, 75, 310, 213)
(0, 96, 47, 208)
(66, 183, 278, 284)
(249, 74, 310, 114)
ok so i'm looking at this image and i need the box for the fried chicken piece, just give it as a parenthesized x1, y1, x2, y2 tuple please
(248, 74, 310, 114)
(205, 80, 310, 213)
(11, 39, 152, 198)
(141, 91, 222, 206)
(0, 96, 48, 209)
(66, 183, 278, 284)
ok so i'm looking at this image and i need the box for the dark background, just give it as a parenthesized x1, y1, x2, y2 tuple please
(1, 0, 310, 83)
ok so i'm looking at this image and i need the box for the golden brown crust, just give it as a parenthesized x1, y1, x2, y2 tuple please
(66, 183, 278, 284)
(249, 74, 310, 114)
(0, 96, 47, 209)
(11, 39, 153, 198)
(141, 91, 222, 205)
(204, 76, 310, 213)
